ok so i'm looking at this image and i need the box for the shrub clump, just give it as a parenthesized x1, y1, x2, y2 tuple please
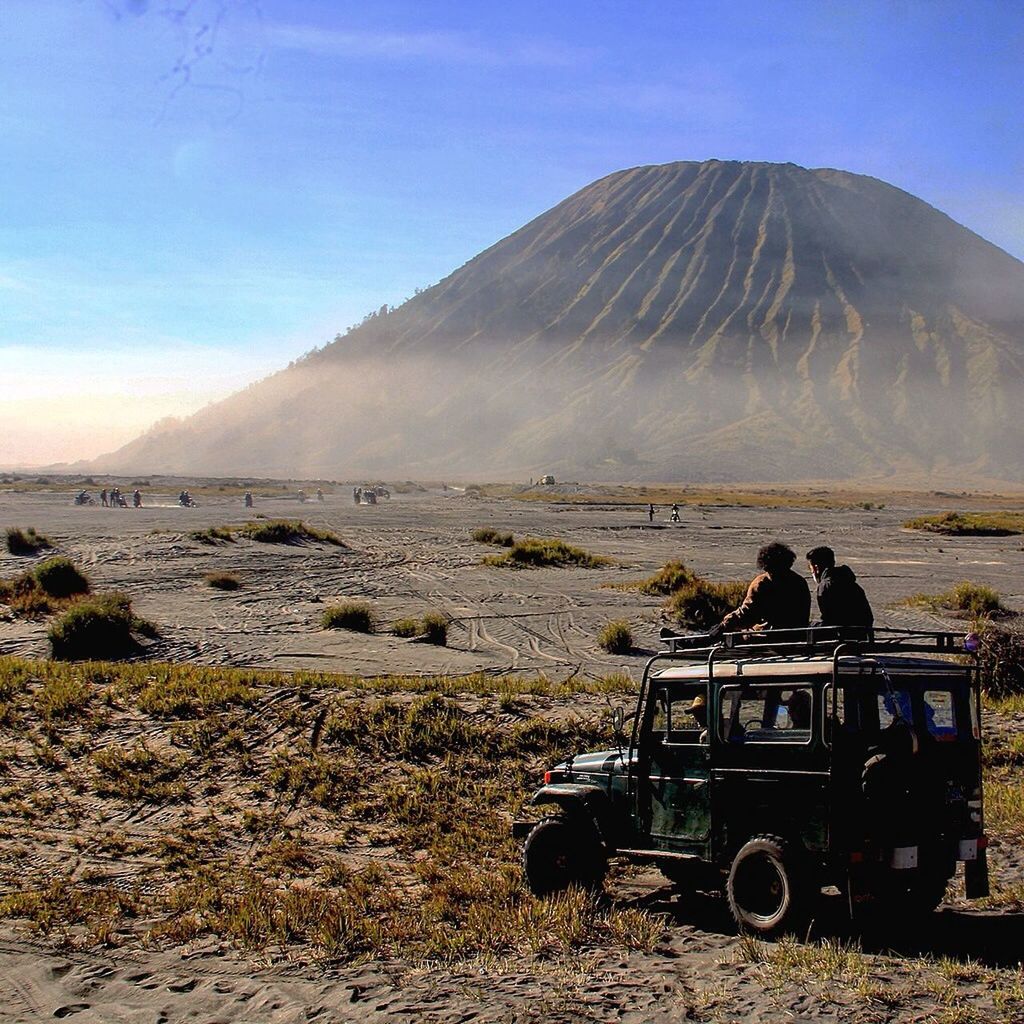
(904, 581, 1007, 618)
(666, 579, 748, 629)
(32, 557, 90, 598)
(903, 511, 1024, 537)
(634, 560, 697, 595)
(392, 618, 422, 638)
(204, 572, 241, 591)
(48, 592, 156, 661)
(598, 621, 633, 654)
(420, 612, 449, 646)
(974, 621, 1024, 698)
(390, 613, 449, 645)
(483, 537, 609, 569)
(470, 527, 514, 547)
(189, 526, 235, 545)
(5, 527, 53, 555)
(322, 602, 374, 633)
(240, 520, 345, 546)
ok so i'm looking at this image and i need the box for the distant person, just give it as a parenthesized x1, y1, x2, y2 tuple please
(670, 503, 680, 522)
(648, 503, 655, 523)
(316, 488, 324, 502)
(244, 491, 254, 508)
(806, 546, 874, 628)
(298, 488, 306, 503)
(100, 488, 108, 507)
(708, 542, 811, 637)
(132, 489, 142, 508)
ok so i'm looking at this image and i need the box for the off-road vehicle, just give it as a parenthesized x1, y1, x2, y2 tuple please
(515, 627, 989, 936)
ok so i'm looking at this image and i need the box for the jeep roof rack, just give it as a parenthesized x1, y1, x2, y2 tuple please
(657, 625, 976, 660)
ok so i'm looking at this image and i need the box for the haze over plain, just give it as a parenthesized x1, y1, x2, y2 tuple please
(2, 1, 1023, 475)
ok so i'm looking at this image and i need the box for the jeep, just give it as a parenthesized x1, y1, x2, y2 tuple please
(515, 627, 989, 936)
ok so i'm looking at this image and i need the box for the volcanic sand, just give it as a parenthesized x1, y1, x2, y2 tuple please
(2, 485, 1022, 673)
(2, 484, 1024, 1023)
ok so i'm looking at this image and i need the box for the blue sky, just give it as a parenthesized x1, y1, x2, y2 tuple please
(2, 0, 1022, 463)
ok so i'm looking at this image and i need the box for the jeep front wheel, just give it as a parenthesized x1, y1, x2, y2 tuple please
(727, 835, 811, 937)
(522, 815, 606, 897)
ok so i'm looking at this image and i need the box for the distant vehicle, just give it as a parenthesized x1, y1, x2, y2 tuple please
(516, 627, 989, 936)
(539, 474, 556, 485)
(74, 490, 94, 505)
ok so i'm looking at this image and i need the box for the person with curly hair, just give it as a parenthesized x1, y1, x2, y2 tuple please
(708, 541, 810, 637)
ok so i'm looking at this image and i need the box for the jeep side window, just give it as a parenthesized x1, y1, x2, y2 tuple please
(923, 690, 957, 741)
(718, 685, 814, 744)
(651, 684, 708, 744)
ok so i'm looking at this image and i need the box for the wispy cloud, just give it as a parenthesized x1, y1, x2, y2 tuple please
(267, 24, 588, 68)
(0, 273, 30, 291)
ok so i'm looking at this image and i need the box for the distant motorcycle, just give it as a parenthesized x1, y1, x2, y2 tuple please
(74, 491, 94, 505)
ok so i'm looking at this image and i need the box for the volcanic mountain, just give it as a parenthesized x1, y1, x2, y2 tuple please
(97, 160, 1024, 481)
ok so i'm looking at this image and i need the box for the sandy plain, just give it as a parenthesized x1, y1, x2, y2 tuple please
(2, 482, 1024, 1024)
(2, 482, 1023, 672)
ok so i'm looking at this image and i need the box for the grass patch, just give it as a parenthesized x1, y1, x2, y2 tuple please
(321, 602, 374, 633)
(239, 520, 345, 546)
(420, 612, 448, 646)
(903, 511, 1024, 536)
(32, 557, 90, 599)
(483, 537, 609, 569)
(0, 557, 91, 619)
(48, 592, 156, 661)
(666, 578, 748, 630)
(470, 527, 514, 547)
(607, 559, 745, 630)
(391, 613, 449, 645)
(598, 620, 633, 654)
(5, 527, 53, 555)
(91, 742, 187, 802)
(204, 572, 241, 591)
(902, 581, 1007, 618)
(189, 526, 235, 545)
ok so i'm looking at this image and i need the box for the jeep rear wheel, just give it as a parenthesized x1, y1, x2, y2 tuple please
(727, 835, 812, 937)
(522, 815, 606, 897)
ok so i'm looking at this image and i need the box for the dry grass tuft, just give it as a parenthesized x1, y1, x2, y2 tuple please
(598, 620, 633, 654)
(471, 527, 514, 547)
(239, 520, 345, 546)
(483, 537, 609, 569)
(204, 571, 241, 591)
(48, 592, 156, 661)
(902, 581, 1007, 619)
(903, 511, 1024, 536)
(5, 526, 53, 555)
(321, 602, 374, 633)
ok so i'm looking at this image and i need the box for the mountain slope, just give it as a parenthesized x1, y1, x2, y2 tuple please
(96, 160, 1024, 481)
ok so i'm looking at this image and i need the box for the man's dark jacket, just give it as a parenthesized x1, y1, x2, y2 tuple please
(815, 565, 874, 627)
(720, 568, 811, 631)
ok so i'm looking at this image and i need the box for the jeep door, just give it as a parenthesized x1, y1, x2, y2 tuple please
(640, 681, 711, 850)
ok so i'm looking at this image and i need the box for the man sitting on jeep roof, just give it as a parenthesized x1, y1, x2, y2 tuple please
(708, 542, 810, 637)
(806, 545, 874, 628)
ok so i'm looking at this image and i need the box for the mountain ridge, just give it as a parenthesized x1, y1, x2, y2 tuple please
(93, 159, 1024, 481)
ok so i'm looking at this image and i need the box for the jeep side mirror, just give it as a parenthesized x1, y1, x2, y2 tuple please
(612, 707, 625, 737)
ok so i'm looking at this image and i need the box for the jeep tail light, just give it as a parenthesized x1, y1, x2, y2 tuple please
(849, 851, 864, 864)
(544, 770, 556, 784)
(979, 834, 989, 850)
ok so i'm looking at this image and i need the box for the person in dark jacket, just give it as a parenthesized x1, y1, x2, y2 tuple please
(708, 542, 811, 637)
(805, 546, 874, 628)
